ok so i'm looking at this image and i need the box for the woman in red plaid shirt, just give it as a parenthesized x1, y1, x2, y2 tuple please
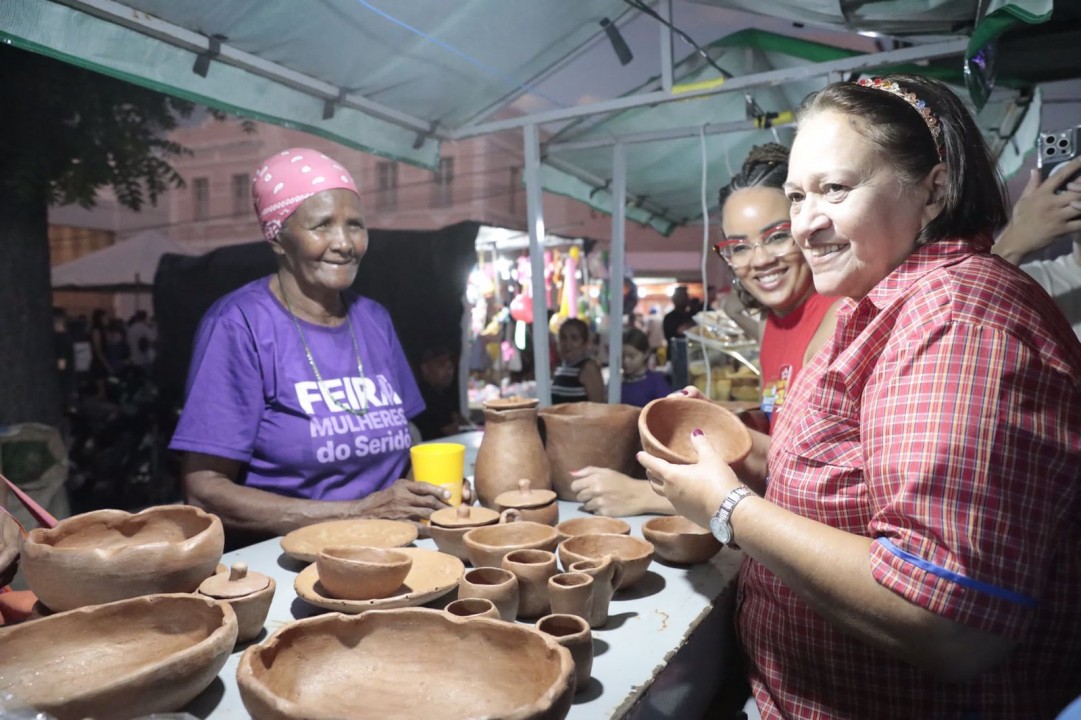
(641, 73, 1081, 719)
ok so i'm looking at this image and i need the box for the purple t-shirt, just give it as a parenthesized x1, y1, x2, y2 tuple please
(170, 277, 424, 501)
(620, 370, 672, 408)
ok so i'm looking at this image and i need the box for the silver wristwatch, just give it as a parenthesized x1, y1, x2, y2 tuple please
(708, 485, 754, 547)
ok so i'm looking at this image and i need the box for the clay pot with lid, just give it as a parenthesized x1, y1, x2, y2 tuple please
(638, 396, 752, 465)
(428, 505, 519, 562)
(494, 479, 558, 526)
(539, 401, 645, 499)
(199, 562, 276, 644)
(474, 397, 551, 508)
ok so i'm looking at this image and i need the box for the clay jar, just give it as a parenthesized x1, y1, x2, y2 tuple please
(548, 572, 593, 622)
(316, 546, 412, 601)
(474, 398, 551, 508)
(501, 548, 558, 619)
(428, 505, 508, 561)
(458, 567, 519, 622)
(198, 562, 276, 644)
(444, 597, 501, 620)
(568, 555, 624, 629)
(540, 402, 644, 499)
(638, 396, 752, 465)
(462, 520, 560, 569)
(494, 479, 558, 526)
(536, 614, 593, 693)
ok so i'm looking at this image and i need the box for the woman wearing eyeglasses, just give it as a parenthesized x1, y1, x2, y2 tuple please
(170, 148, 453, 546)
(714, 143, 838, 427)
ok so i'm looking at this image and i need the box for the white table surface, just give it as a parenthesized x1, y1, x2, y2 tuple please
(184, 432, 743, 719)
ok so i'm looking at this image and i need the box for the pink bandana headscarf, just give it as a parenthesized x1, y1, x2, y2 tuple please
(251, 148, 360, 241)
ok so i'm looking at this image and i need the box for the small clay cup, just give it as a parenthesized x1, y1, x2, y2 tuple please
(462, 520, 560, 569)
(557, 533, 654, 590)
(501, 548, 558, 620)
(548, 572, 593, 623)
(458, 567, 519, 622)
(198, 562, 276, 644)
(638, 396, 752, 465)
(642, 515, 722, 565)
(494, 479, 559, 526)
(428, 505, 513, 561)
(444, 597, 501, 620)
(316, 546, 412, 600)
(568, 555, 624, 629)
(555, 516, 631, 543)
(536, 614, 593, 693)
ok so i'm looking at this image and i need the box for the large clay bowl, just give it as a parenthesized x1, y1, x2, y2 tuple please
(316, 546, 413, 600)
(21, 505, 224, 612)
(0, 593, 237, 720)
(462, 520, 560, 568)
(540, 402, 644, 499)
(237, 607, 575, 720)
(557, 534, 654, 590)
(638, 397, 752, 465)
(555, 516, 631, 542)
(641, 515, 722, 565)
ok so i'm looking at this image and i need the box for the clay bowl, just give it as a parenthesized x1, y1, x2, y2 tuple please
(641, 515, 722, 565)
(638, 396, 752, 465)
(0, 593, 237, 720)
(20, 505, 224, 612)
(316, 546, 413, 600)
(427, 504, 503, 561)
(557, 534, 654, 590)
(462, 520, 560, 568)
(237, 607, 575, 720)
(555, 516, 631, 542)
(444, 597, 501, 620)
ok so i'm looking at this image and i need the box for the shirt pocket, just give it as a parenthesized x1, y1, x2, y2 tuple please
(783, 405, 863, 470)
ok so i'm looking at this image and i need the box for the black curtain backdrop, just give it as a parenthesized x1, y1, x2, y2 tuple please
(153, 221, 480, 418)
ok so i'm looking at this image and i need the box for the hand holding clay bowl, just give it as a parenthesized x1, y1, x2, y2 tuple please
(316, 546, 413, 600)
(641, 515, 722, 565)
(462, 520, 560, 568)
(237, 608, 575, 720)
(638, 396, 752, 465)
(557, 533, 654, 590)
(555, 515, 631, 542)
(20, 505, 224, 612)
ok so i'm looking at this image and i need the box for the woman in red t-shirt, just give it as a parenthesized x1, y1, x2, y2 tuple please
(714, 143, 839, 429)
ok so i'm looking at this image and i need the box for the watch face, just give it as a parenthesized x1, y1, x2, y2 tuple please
(709, 513, 732, 545)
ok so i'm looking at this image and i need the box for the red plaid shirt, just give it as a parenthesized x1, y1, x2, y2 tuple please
(740, 237, 1081, 719)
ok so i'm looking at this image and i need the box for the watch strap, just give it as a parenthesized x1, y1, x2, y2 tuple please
(711, 485, 754, 547)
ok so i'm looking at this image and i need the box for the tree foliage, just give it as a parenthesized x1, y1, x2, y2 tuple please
(0, 43, 196, 427)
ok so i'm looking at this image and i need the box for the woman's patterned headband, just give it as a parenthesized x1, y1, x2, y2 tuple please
(856, 77, 944, 160)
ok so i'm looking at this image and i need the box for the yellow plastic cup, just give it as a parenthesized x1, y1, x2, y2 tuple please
(410, 443, 466, 506)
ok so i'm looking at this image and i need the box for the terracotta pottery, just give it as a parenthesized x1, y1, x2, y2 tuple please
(548, 572, 593, 623)
(237, 608, 575, 720)
(316, 546, 413, 601)
(295, 547, 463, 614)
(0, 593, 237, 720)
(638, 396, 752, 465)
(557, 533, 654, 590)
(555, 515, 631, 542)
(462, 520, 560, 569)
(20, 505, 224, 612)
(539, 402, 644, 499)
(458, 566, 520, 622)
(428, 505, 513, 561)
(536, 614, 593, 693)
(474, 398, 551, 508)
(501, 548, 558, 619)
(495, 479, 559, 526)
(444, 596, 501, 620)
(568, 555, 624, 629)
(199, 561, 276, 644)
(642, 515, 723, 565)
(279, 518, 418, 563)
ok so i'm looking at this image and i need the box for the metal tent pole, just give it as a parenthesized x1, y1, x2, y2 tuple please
(524, 124, 552, 406)
(607, 142, 627, 404)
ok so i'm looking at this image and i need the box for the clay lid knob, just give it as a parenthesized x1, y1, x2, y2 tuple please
(199, 561, 270, 599)
(518, 479, 531, 495)
(230, 562, 249, 581)
(456, 505, 471, 520)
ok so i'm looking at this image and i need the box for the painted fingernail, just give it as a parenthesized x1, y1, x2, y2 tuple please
(681, 389, 690, 395)
(692, 428, 704, 437)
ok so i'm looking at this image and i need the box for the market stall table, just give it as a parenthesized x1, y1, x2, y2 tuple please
(184, 432, 745, 719)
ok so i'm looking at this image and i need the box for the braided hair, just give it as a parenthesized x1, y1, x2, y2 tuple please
(717, 143, 791, 313)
